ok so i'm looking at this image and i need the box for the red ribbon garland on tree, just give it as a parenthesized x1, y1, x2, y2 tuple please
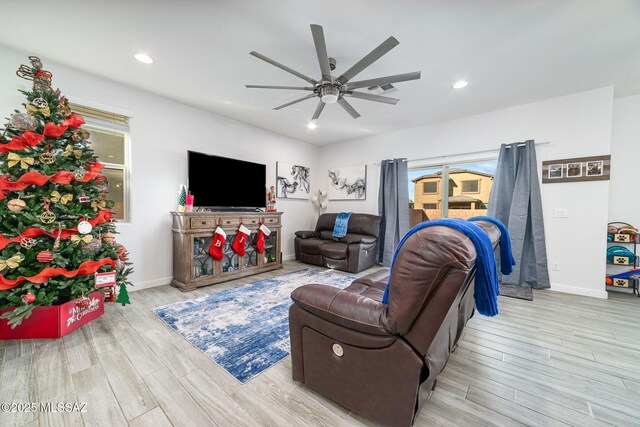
(43, 122, 68, 138)
(0, 161, 104, 199)
(0, 132, 44, 153)
(0, 113, 85, 153)
(0, 209, 112, 250)
(0, 258, 116, 289)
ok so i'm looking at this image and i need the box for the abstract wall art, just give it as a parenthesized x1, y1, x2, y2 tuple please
(327, 165, 367, 200)
(276, 162, 311, 199)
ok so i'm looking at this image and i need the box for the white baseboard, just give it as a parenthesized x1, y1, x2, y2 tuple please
(130, 276, 172, 292)
(283, 253, 296, 261)
(550, 283, 608, 299)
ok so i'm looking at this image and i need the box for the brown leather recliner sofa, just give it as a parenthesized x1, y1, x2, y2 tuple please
(289, 220, 500, 426)
(294, 213, 382, 273)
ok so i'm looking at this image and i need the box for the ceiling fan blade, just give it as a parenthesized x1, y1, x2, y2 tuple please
(345, 71, 421, 90)
(250, 51, 317, 85)
(311, 100, 325, 120)
(345, 91, 399, 105)
(273, 94, 317, 110)
(310, 24, 333, 82)
(336, 37, 399, 85)
(337, 97, 361, 119)
(246, 85, 314, 90)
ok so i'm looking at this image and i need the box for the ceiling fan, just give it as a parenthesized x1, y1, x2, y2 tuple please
(246, 24, 421, 120)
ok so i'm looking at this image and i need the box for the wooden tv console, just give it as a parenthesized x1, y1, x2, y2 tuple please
(171, 211, 283, 291)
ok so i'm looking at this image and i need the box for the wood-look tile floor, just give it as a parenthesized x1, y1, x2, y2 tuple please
(2, 261, 640, 426)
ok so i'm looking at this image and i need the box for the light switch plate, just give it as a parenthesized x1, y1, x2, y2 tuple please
(554, 208, 568, 218)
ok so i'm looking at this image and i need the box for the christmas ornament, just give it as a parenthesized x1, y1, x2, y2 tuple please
(177, 185, 187, 212)
(256, 223, 271, 254)
(71, 234, 93, 244)
(231, 224, 250, 256)
(0, 253, 24, 271)
(116, 283, 130, 306)
(71, 129, 90, 142)
(76, 295, 90, 308)
(16, 56, 53, 92)
(51, 191, 72, 205)
(73, 167, 87, 180)
(102, 231, 116, 244)
(78, 195, 90, 203)
(7, 153, 34, 169)
(116, 259, 124, 270)
(32, 97, 48, 108)
(8, 113, 37, 132)
(7, 198, 26, 212)
(20, 293, 36, 304)
(208, 226, 226, 260)
(38, 152, 56, 164)
(20, 236, 37, 249)
(53, 224, 62, 250)
(117, 243, 128, 261)
(82, 238, 102, 254)
(26, 99, 51, 117)
(40, 211, 56, 224)
(92, 193, 107, 211)
(64, 144, 82, 159)
(77, 219, 93, 234)
(40, 198, 56, 224)
(36, 251, 54, 263)
(57, 97, 71, 116)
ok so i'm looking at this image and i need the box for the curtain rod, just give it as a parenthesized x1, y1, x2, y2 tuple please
(374, 141, 550, 166)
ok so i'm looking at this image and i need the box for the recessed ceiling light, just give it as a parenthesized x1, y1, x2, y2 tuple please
(452, 80, 468, 89)
(307, 122, 317, 129)
(134, 53, 154, 64)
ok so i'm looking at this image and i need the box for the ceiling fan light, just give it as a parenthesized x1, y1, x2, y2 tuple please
(321, 94, 338, 104)
(320, 86, 339, 104)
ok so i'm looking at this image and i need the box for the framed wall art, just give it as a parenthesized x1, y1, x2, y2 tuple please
(327, 165, 367, 200)
(542, 155, 610, 183)
(276, 162, 311, 199)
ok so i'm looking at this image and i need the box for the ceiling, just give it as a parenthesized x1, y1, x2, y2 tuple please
(1, 0, 639, 145)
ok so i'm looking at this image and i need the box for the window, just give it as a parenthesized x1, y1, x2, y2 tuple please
(422, 181, 438, 193)
(461, 180, 480, 193)
(408, 161, 497, 226)
(70, 103, 130, 222)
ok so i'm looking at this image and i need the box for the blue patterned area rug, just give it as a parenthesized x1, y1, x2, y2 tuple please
(152, 269, 355, 383)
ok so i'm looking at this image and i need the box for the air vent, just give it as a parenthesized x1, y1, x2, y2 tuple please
(366, 83, 397, 95)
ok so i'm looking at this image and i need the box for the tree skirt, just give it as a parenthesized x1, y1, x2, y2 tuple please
(499, 283, 533, 301)
(152, 269, 355, 383)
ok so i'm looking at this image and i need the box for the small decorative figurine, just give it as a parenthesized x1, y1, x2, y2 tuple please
(266, 185, 277, 212)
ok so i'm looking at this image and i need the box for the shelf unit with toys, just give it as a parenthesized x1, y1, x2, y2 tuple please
(606, 222, 639, 295)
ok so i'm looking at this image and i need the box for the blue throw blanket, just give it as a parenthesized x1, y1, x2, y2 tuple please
(381, 218, 502, 317)
(469, 216, 516, 275)
(332, 212, 352, 238)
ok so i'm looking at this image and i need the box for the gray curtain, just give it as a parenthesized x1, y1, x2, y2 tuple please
(378, 159, 409, 266)
(488, 140, 550, 288)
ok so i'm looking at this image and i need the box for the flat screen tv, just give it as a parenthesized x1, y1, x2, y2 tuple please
(187, 151, 266, 210)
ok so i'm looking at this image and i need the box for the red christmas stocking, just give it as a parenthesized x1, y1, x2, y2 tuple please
(256, 223, 271, 254)
(231, 224, 250, 256)
(208, 226, 226, 260)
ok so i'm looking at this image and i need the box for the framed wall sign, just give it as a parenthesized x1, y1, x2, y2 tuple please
(542, 155, 610, 183)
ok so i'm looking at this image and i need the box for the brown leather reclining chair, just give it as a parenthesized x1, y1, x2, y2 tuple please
(294, 213, 382, 273)
(289, 220, 500, 426)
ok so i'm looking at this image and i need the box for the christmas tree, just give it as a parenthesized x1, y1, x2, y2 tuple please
(0, 56, 133, 327)
(116, 283, 130, 306)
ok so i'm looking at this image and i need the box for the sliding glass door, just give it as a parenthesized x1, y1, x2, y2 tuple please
(408, 160, 497, 226)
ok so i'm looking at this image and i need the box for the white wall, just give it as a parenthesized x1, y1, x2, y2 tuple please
(609, 95, 640, 228)
(0, 45, 319, 290)
(319, 87, 614, 298)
